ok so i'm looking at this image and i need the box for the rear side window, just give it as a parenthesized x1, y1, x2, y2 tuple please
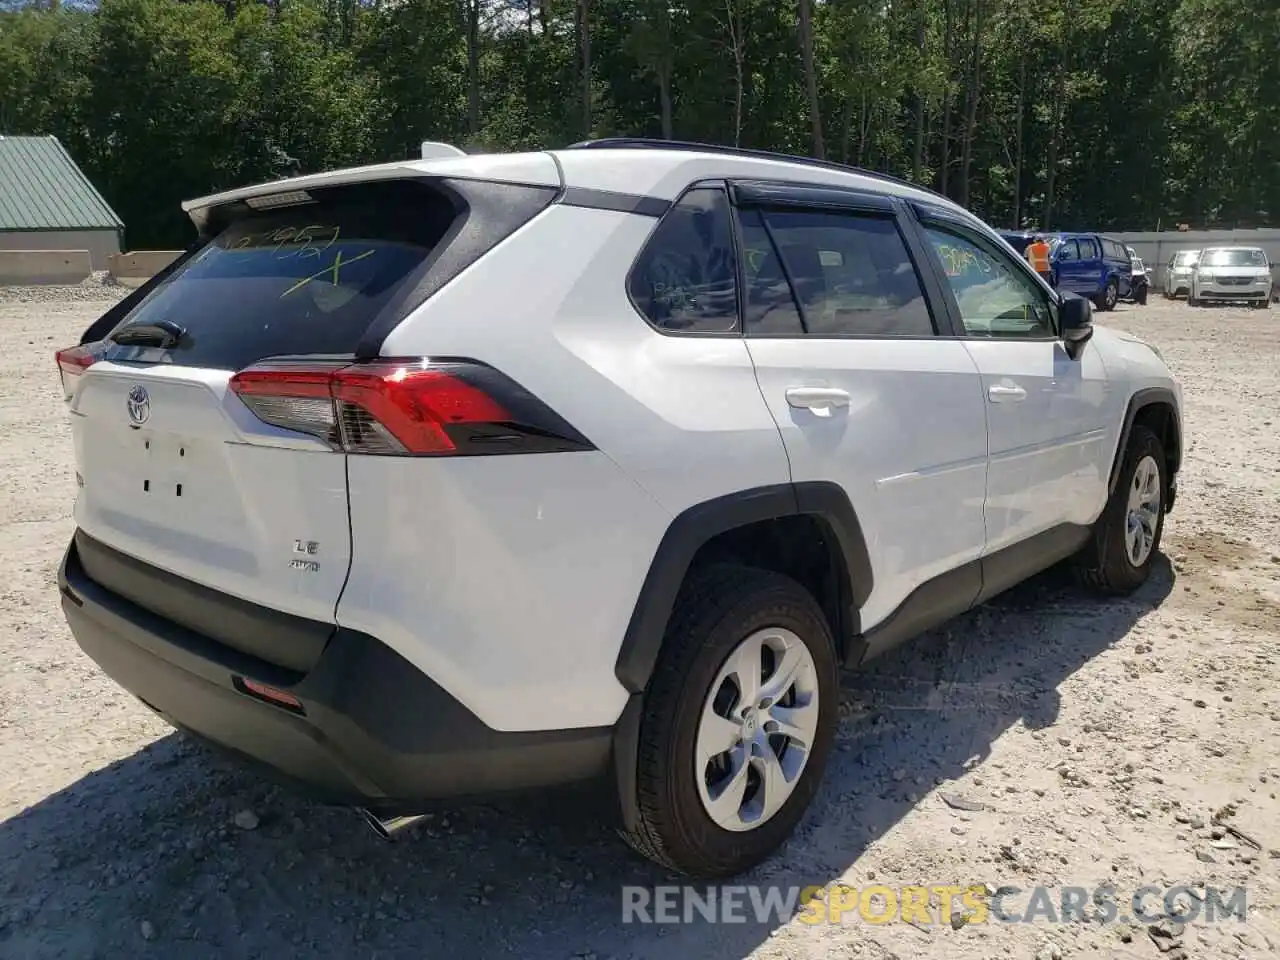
(103, 181, 458, 371)
(628, 186, 739, 334)
(738, 209, 804, 336)
(756, 209, 934, 337)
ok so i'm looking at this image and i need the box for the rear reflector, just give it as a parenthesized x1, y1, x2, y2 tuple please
(235, 676, 304, 713)
(228, 357, 592, 457)
(55, 342, 106, 401)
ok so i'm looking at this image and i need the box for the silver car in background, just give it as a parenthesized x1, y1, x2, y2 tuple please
(1163, 249, 1201, 299)
(1188, 247, 1272, 309)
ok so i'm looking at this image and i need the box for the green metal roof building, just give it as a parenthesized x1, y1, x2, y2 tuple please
(0, 135, 123, 270)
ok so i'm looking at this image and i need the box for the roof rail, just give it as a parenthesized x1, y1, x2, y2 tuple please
(564, 137, 951, 203)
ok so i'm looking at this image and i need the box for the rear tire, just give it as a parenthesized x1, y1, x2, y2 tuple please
(620, 563, 839, 879)
(1074, 426, 1166, 596)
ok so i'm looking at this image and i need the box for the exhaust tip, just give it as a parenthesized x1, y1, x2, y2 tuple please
(360, 808, 428, 840)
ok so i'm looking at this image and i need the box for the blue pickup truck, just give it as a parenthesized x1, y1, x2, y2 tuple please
(999, 231, 1135, 311)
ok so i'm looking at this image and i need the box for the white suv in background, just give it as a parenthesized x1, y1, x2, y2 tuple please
(1188, 246, 1273, 308)
(55, 139, 1183, 879)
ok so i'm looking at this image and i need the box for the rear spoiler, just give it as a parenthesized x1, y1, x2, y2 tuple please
(180, 143, 545, 235)
(420, 141, 466, 159)
(181, 160, 432, 234)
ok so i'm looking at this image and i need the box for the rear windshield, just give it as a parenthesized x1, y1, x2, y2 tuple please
(103, 181, 457, 371)
(1202, 248, 1268, 267)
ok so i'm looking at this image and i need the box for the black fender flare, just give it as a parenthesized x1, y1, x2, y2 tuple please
(612, 480, 873, 694)
(1107, 387, 1182, 496)
(609, 481, 872, 831)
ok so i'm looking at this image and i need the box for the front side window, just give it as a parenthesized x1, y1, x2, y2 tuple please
(628, 186, 738, 334)
(924, 225, 1057, 339)
(1057, 240, 1080, 262)
(1077, 238, 1099, 260)
(751, 209, 935, 337)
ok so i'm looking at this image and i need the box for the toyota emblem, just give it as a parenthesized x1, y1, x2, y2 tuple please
(126, 384, 151, 427)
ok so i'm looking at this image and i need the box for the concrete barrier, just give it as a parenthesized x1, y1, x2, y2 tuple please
(0, 250, 92, 285)
(1108, 229, 1280, 293)
(107, 250, 183, 281)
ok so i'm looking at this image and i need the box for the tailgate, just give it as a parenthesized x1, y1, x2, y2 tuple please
(70, 362, 351, 642)
(59, 174, 558, 670)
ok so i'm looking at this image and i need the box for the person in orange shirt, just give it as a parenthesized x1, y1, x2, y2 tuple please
(1025, 235, 1054, 286)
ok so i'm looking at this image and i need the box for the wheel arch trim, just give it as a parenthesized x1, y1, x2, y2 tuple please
(1107, 387, 1182, 497)
(612, 481, 873, 696)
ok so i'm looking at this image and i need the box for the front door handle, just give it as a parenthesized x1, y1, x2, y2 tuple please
(786, 386, 851, 416)
(988, 383, 1027, 403)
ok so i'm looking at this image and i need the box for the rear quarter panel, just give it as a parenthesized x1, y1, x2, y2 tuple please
(341, 203, 791, 732)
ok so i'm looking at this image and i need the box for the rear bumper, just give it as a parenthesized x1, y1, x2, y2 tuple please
(58, 531, 612, 810)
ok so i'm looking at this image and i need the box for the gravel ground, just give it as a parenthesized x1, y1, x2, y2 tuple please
(1, 287, 1279, 960)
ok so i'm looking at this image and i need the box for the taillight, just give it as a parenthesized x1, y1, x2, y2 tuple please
(55, 342, 105, 401)
(228, 358, 592, 457)
(225, 361, 347, 447)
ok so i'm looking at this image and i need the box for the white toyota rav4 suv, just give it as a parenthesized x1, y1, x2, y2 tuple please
(56, 139, 1182, 879)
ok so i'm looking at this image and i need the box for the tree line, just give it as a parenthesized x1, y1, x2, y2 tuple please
(1, 0, 1276, 249)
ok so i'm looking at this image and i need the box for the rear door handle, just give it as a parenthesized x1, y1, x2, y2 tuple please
(988, 383, 1027, 403)
(786, 387, 851, 416)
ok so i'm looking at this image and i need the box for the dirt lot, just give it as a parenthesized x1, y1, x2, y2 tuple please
(1, 284, 1278, 960)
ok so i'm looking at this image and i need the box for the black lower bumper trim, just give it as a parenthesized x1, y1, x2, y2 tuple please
(59, 533, 612, 807)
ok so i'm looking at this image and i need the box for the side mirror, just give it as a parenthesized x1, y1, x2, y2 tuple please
(1060, 294, 1093, 360)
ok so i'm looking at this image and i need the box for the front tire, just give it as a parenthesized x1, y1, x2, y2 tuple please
(620, 563, 839, 878)
(1100, 278, 1119, 311)
(1074, 426, 1166, 595)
